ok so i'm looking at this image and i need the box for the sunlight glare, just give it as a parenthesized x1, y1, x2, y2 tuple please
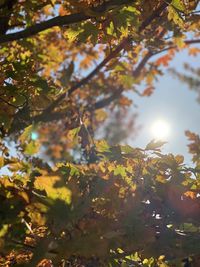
(151, 119, 170, 141)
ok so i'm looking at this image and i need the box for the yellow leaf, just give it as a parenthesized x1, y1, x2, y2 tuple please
(19, 125, 33, 144)
(18, 191, 29, 203)
(0, 225, 8, 238)
(184, 190, 196, 199)
(158, 255, 165, 261)
(8, 162, 23, 172)
(34, 176, 71, 204)
(0, 156, 4, 168)
(25, 140, 40, 155)
(175, 155, 184, 164)
(143, 259, 148, 264)
(156, 175, 167, 183)
(67, 127, 80, 142)
(95, 109, 107, 122)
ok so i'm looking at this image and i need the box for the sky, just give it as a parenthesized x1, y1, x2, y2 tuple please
(128, 49, 200, 164)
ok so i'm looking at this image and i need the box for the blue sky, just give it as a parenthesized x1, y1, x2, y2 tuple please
(128, 50, 200, 164)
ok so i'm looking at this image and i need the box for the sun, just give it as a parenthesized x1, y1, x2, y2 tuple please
(150, 119, 170, 141)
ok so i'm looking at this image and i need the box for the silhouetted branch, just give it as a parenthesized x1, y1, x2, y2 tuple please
(0, 0, 17, 35)
(153, 38, 200, 56)
(93, 89, 123, 110)
(0, 0, 135, 44)
(92, 38, 200, 110)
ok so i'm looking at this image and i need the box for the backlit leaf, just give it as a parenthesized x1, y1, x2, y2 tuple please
(145, 140, 166, 150)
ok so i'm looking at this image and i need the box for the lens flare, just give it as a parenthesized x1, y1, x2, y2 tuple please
(31, 132, 39, 140)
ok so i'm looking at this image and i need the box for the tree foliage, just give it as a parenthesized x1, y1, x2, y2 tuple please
(0, 0, 200, 266)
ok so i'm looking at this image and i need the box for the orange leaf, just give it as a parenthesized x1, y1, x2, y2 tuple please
(188, 47, 200, 56)
(59, 5, 69, 16)
(142, 86, 154, 96)
(184, 191, 196, 199)
(155, 54, 172, 66)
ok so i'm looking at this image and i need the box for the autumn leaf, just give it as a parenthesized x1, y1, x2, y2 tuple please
(184, 191, 196, 199)
(0, 0, 200, 266)
(59, 5, 69, 16)
(34, 176, 71, 204)
(25, 141, 40, 155)
(19, 125, 34, 144)
(145, 140, 166, 150)
(0, 156, 4, 168)
(188, 47, 200, 56)
(156, 54, 172, 66)
(172, 0, 186, 12)
(95, 140, 110, 153)
(142, 86, 154, 96)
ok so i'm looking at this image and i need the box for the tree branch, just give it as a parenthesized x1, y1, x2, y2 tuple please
(7, 37, 200, 136)
(6, 1, 171, 135)
(0, 0, 17, 35)
(93, 89, 123, 110)
(93, 38, 200, 110)
(35, 1, 170, 118)
(93, 51, 153, 109)
(0, 0, 135, 44)
(38, 37, 130, 119)
(0, 96, 18, 108)
(153, 39, 200, 56)
(0, 12, 90, 44)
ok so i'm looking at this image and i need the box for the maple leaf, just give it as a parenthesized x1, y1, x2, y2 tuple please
(155, 54, 172, 66)
(188, 47, 200, 56)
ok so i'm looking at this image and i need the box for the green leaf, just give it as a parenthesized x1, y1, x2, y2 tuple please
(107, 21, 115, 36)
(95, 140, 110, 153)
(145, 140, 166, 150)
(65, 27, 82, 42)
(0, 224, 8, 238)
(32, 77, 50, 93)
(172, 0, 186, 12)
(77, 22, 99, 44)
(0, 114, 11, 130)
(121, 262, 129, 267)
(121, 144, 135, 154)
(114, 165, 126, 177)
(120, 74, 136, 88)
(168, 6, 184, 28)
(180, 223, 199, 233)
(68, 126, 81, 141)
(12, 94, 26, 106)
(24, 140, 40, 155)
